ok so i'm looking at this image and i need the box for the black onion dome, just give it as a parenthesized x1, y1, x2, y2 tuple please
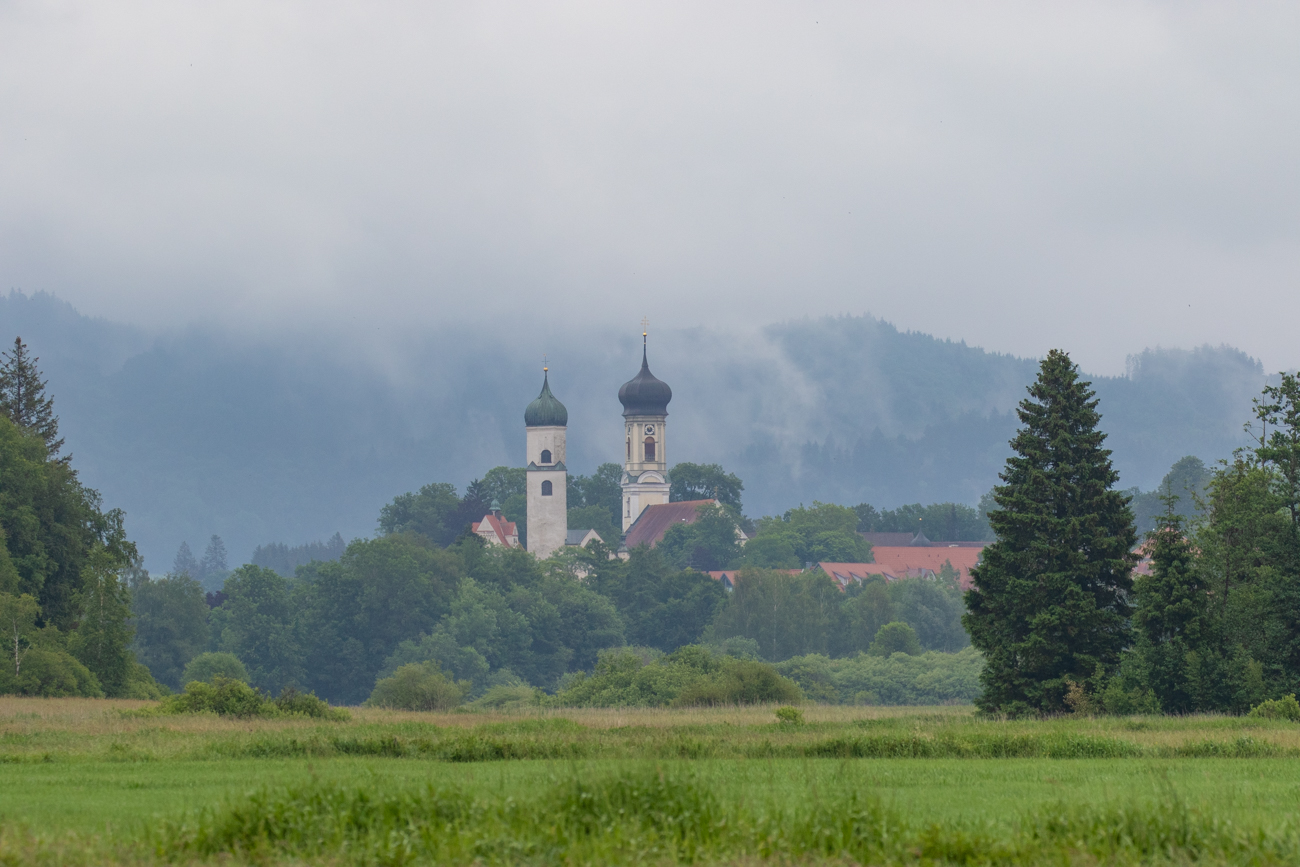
(618, 345, 672, 417)
(525, 371, 568, 427)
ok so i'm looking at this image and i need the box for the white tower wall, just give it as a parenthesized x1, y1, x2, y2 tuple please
(622, 413, 670, 532)
(526, 425, 568, 559)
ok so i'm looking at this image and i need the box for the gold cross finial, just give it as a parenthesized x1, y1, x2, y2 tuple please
(543, 354, 548, 373)
(640, 316, 649, 336)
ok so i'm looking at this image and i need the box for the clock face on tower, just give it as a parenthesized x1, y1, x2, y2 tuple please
(644, 424, 655, 435)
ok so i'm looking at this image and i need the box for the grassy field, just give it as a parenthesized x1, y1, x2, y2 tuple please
(4, 698, 1300, 864)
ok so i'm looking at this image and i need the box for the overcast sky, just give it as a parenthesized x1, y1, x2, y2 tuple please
(1, 1, 1297, 375)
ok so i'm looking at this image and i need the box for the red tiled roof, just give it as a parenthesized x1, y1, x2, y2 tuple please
(472, 513, 518, 547)
(623, 499, 716, 549)
(867, 546, 983, 590)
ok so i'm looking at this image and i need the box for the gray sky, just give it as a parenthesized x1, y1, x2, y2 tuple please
(2, 1, 1297, 375)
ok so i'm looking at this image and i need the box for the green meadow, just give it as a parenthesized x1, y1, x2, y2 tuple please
(6, 698, 1300, 864)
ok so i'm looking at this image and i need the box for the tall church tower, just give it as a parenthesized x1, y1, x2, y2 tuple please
(619, 330, 672, 532)
(525, 368, 568, 559)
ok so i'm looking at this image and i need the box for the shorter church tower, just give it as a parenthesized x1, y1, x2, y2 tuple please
(525, 368, 568, 559)
(619, 331, 672, 532)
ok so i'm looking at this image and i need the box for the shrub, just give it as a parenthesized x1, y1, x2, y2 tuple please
(0, 648, 104, 697)
(164, 676, 268, 718)
(868, 622, 921, 657)
(158, 677, 347, 720)
(366, 662, 468, 711)
(673, 659, 803, 707)
(181, 652, 249, 685)
(775, 648, 983, 705)
(468, 684, 540, 711)
(1248, 694, 1300, 721)
(775, 706, 804, 724)
(273, 685, 350, 720)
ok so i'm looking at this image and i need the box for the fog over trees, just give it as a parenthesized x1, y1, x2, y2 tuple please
(0, 291, 1266, 569)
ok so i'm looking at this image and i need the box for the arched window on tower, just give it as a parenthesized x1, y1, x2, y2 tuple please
(644, 437, 656, 462)
(626, 438, 631, 460)
(540, 449, 552, 464)
(541, 480, 553, 496)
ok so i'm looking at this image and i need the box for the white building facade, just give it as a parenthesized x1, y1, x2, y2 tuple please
(524, 370, 568, 559)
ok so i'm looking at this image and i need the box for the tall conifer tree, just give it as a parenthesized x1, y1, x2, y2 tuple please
(0, 337, 63, 457)
(963, 349, 1137, 715)
(1131, 498, 1207, 712)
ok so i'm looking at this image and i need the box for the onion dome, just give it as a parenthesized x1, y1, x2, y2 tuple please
(524, 370, 568, 427)
(618, 338, 672, 417)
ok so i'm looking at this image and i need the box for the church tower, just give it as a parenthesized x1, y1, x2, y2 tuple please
(619, 330, 672, 532)
(525, 368, 568, 559)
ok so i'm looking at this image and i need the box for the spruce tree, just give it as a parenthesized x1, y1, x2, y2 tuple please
(173, 541, 199, 578)
(201, 535, 228, 577)
(963, 349, 1137, 716)
(0, 337, 63, 457)
(1131, 497, 1207, 712)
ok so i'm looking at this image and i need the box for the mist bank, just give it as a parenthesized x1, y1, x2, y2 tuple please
(0, 291, 1264, 570)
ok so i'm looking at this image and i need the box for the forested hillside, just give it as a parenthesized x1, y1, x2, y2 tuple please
(0, 291, 1263, 569)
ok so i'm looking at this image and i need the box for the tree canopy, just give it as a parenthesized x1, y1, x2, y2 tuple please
(963, 349, 1137, 716)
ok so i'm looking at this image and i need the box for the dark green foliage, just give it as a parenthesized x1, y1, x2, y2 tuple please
(657, 503, 743, 570)
(565, 505, 620, 549)
(365, 661, 468, 710)
(378, 482, 462, 546)
(746, 502, 872, 568)
(131, 573, 210, 689)
(209, 565, 304, 694)
(164, 675, 267, 717)
(737, 533, 800, 568)
(885, 567, 970, 652)
(0, 590, 103, 696)
(964, 349, 1137, 716)
(295, 534, 462, 703)
(776, 647, 984, 705)
(0, 415, 136, 631)
(160, 675, 347, 719)
(354, 542, 624, 698)
(567, 463, 624, 536)
(1248, 694, 1300, 720)
(854, 501, 990, 541)
(182, 651, 250, 685)
(587, 547, 724, 652)
(673, 657, 803, 706)
(868, 622, 921, 657)
(0, 337, 63, 457)
(1129, 500, 1207, 713)
(0, 379, 147, 698)
(704, 569, 844, 662)
(552, 646, 801, 707)
(669, 462, 744, 513)
(67, 549, 136, 696)
(251, 533, 346, 578)
(1128, 455, 1211, 535)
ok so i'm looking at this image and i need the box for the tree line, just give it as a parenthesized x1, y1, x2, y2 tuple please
(0, 338, 159, 698)
(965, 350, 1300, 717)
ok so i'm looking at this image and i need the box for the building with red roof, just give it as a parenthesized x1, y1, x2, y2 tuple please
(622, 499, 727, 550)
(471, 501, 520, 549)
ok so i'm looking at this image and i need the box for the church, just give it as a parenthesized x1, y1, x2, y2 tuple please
(473, 330, 681, 559)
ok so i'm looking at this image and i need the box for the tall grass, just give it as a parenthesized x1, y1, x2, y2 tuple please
(146, 766, 1300, 865)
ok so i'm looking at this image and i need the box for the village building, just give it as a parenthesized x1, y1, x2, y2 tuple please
(471, 500, 520, 549)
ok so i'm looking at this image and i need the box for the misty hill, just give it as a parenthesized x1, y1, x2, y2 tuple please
(0, 291, 1265, 570)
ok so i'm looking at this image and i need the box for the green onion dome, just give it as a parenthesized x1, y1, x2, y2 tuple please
(525, 370, 568, 427)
